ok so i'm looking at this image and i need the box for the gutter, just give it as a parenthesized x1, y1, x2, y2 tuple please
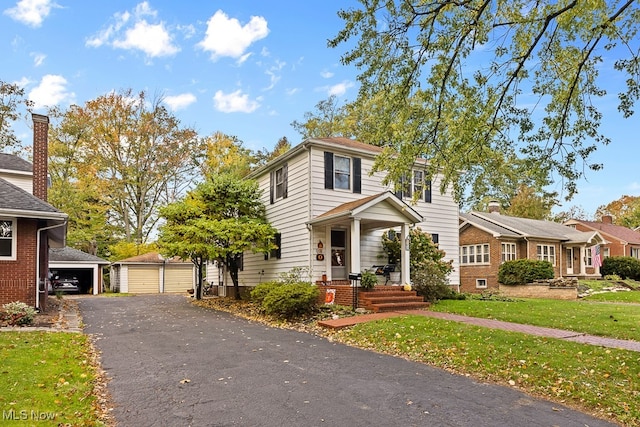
(35, 220, 67, 309)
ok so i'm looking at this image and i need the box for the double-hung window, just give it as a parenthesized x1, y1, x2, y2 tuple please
(324, 152, 361, 193)
(397, 170, 432, 203)
(501, 243, 516, 262)
(269, 164, 288, 204)
(460, 244, 490, 265)
(536, 244, 556, 265)
(334, 156, 351, 190)
(0, 219, 16, 260)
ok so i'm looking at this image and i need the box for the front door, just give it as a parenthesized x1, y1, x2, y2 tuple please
(566, 248, 573, 275)
(331, 229, 347, 280)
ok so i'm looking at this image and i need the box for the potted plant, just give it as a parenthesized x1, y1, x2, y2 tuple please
(360, 270, 377, 290)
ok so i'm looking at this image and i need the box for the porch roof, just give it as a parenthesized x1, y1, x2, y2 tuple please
(307, 191, 423, 230)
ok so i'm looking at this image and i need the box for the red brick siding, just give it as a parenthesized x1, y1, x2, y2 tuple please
(0, 219, 47, 309)
(459, 226, 563, 293)
(459, 227, 501, 293)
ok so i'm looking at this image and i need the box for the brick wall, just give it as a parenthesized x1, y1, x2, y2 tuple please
(0, 219, 38, 307)
(32, 114, 49, 202)
(459, 226, 501, 293)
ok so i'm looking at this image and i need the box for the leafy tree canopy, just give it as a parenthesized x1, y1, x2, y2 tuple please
(0, 80, 33, 154)
(158, 174, 277, 299)
(327, 0, 640, 207)
(596, 195, 640, 229)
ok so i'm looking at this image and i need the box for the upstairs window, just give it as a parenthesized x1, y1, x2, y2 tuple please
(269, 164, 288, 204)
(396, 170, 432, 203)
(334, 156, 351, 190)
(324, 152, 361, 193)
(0, 219, 16, 260)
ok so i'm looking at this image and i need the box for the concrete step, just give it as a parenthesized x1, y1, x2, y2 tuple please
(360, 295, 424, 304)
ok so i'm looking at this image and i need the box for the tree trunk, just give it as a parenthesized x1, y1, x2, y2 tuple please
(228, 254, 241, 300)
(194, 258, 204, 300)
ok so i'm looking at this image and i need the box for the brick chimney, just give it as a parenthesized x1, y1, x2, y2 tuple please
(32, 113, 49, 202)
(488, 200, 501, 214)
(602, 215, 613, 224)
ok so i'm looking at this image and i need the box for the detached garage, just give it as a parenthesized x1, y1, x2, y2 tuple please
(49, 247, 110, 294)
(110, 252, 195, 294)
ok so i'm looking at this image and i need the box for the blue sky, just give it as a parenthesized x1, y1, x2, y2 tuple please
(1, 0, 637, 216)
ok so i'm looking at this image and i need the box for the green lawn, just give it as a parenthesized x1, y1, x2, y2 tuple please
(333, 315, 640, 426)
(0, 331, 104, 426)
(431, 296, 640, 341)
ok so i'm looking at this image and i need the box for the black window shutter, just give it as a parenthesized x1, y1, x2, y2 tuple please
(282, 163, 288, 199)
(353, 157, 361, 194)
(425, 179, 432, 203)
(269, 171, 274, 204)
(324, 152, 334, 189)
(270, 233, 282, 259)
(431, 233, 439, 244)
(395, 175, 404, 199)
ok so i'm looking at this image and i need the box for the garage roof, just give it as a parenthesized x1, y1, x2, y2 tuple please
(50, 247, 109, 264)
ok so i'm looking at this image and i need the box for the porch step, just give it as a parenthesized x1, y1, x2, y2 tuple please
(359, 289, 429, 313)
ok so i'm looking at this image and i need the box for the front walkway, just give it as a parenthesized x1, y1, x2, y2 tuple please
(318, 309, 640, 353)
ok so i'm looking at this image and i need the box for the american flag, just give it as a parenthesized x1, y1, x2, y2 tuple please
(592, 245, 602, 268)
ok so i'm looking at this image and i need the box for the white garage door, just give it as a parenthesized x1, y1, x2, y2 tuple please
(164, 264, 194, 293)
(128, 266, 160, 294)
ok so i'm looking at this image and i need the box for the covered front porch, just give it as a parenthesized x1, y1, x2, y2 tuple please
(307, 192, 423, 287)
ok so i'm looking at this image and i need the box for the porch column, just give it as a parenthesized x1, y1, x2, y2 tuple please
(350, 218, 361, 276)
(401, 223, 410, 284)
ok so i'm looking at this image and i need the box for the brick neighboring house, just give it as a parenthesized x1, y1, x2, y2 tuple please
(0, 114, 67, 310)
(459, 203, 606, 293)
(564, 216, 640, 273)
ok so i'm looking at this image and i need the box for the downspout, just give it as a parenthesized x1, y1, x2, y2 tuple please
(35, 220, 67, 310)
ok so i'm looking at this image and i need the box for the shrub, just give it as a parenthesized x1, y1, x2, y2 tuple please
(601, 256, 640, 280)
(498, 259, 554, 285)
(1, 301, 37, 326)
(360, 270, 377, 289)
(412, 261, 460, 302)
(261, 282, 320, 319)
(250, 280, 285, 304)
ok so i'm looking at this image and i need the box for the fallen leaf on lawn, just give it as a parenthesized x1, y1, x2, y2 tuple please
(180, 378, 191, 384)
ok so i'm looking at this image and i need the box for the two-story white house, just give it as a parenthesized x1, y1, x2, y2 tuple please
(209, 137, 460, 298)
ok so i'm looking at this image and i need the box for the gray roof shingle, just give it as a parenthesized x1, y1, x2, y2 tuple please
(49, 247, 109, 264)
(0, 177, 64, 216)
(0, 153, 32, 172)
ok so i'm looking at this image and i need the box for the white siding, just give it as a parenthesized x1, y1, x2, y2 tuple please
(238, 141, 460, 288)
(0, 172, 32, 193)
(239, 150, 312, 285)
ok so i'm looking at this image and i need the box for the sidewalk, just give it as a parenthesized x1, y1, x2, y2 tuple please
(318, 309, 640, 353)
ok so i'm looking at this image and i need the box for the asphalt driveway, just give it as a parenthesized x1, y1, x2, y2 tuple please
(78, 295, 616, 427)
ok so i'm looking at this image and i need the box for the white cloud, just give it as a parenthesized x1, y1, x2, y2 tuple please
(285, 88, 300, 96)
(4, 0, 59, 28)
(213, 90, 260, 113)
(320, 70, 334, 79)
(86, 2, 179, 59)
(30, 52, 46, 66)
(164, 93, 197, 111)
(28, 74, 75, 108)
(197, 10, 269, 60)
(327, 80, 355, 97)
(113, 20, 179, 57)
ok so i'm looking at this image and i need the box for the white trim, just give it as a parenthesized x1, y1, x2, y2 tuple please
(0, 217, 17, 261)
